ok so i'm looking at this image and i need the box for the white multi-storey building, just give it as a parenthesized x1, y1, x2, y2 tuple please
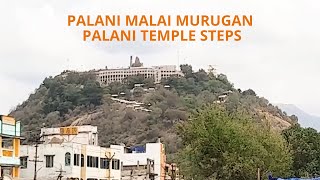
(20, 125, 168, 180)
(20, 126, 121, 180)
(95, 56, 183, 85)
(111, 139, 166, 180)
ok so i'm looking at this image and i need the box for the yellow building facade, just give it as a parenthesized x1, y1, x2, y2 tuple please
(0, 115, 21, 180)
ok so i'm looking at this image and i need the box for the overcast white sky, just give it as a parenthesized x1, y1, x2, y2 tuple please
(0, 0, 319, 116)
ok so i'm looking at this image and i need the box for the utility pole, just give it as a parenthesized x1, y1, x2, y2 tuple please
(146, 159, 150, 180)
(176, 165, 180, 180)
(130, 169, 133, 180)
(29, 135, 44, 180)
(56, 166, 66, 180)
(106, 152, 115, 180)
(257, 168, 261, 180)
(146, 159, 156, 180)
(171, 164, 176, 180)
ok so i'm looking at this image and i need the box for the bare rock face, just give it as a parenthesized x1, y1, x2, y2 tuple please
(70, 111, 102, 126)
(256, 109, 293, 132)
(49, 137, 64, 144)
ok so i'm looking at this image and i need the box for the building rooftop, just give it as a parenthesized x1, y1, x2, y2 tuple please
(40, 125, 97, 136)
(40, 125, 98, 146)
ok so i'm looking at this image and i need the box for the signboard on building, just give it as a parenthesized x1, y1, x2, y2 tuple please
(2, 150, 13, 157)
(60, 127, 78, 135)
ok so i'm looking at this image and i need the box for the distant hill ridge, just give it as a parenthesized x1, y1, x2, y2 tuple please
(276, 103, 320, 130)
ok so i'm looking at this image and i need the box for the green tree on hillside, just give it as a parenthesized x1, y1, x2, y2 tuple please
(180, 64, 193, 79)
(40, 73, 103, 115)
(107, 82, 127, 95)
(80, 81, 103, 106)
(242, 89, 257, 96)
(177, 105, 292, 180)
(282, 125, 320, 178)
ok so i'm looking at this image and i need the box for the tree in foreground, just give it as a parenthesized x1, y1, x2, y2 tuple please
(177, 105, 292, 180)
(283, 125, 320, 178)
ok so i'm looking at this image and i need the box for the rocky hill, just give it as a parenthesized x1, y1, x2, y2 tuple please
(277, 103, 320, 130)
(10, 65, 298, 159)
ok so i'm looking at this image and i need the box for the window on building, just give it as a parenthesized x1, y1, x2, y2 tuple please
(2, 137, 13, 149)
(45, 155, 54, 168)
(87, 156, 91, 167)
(92, 156, 96, 167)
(95, 157, 99, 168)
(65, 152, 71, 166)
(112, 159, 120, 170)
(100, 158, 109, 169)
(20, 156, 28, 169)
(74, 154, 80, 166)
(87, 156, 99, 168)
(81, 154, 84, 167)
